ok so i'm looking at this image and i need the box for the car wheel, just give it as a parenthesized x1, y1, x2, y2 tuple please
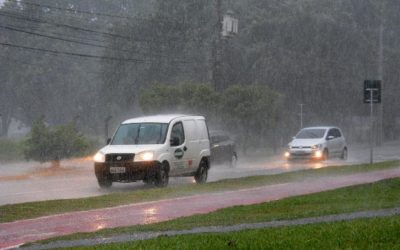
(322, 149, 329, 161)
(97, 176, 112, 189)
(155, 162, 169, 187)
(195, 159, 208, 184)
(341, 148, 348, 160)
(230, 153, 237, 168)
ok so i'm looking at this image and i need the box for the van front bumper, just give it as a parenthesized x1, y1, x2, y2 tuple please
(94, 161, 160, 182)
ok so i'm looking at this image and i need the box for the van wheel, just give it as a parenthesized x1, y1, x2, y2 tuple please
(341, 148, 348, 160)
(155, 162, 169, 187)
(230, 153, 237, 168)
(195, 160, 208, 184)
(97, 176, 112, 189)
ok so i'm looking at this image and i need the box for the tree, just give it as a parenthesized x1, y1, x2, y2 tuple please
(24, 118, 89, 167)
(139, 83, 219, 119)
(220, 85, 282, 154)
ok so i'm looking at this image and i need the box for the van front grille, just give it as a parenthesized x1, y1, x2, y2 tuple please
(105, 154, 134, 163)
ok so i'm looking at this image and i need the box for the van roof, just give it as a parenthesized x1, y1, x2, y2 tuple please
(122, 114, 204, 124)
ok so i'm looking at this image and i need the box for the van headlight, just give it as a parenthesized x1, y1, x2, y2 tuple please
(93, 152, 105, 163)
(134, 151, 154, 162)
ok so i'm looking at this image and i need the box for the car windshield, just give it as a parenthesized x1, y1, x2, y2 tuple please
(295, 129, 326, 139)
(111, 123, 168, 145)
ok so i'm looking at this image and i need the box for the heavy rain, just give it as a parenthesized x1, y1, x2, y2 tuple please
(1, 0, 400, 249)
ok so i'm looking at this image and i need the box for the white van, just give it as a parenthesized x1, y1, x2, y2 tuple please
(93, 114, 211, 188)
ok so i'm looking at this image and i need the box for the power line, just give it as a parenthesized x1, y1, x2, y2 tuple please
(5, 0, 180, 23)
(0, 10, 145, 43)
(0, 23, 190, 60)
(0, 41, 147, 63)
(0, 24, 109, 49)
(0, 9, 187, 46)
(0, 41, 191, 64)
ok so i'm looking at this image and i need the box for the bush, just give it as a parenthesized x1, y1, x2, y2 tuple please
(24, 119, 89, 166)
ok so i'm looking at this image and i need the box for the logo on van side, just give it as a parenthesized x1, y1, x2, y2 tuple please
(174, 148, 184, 159)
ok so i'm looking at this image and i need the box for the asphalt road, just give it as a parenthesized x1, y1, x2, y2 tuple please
(0, 141, 399, 206)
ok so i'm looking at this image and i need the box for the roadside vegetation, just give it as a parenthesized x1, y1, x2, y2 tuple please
(63, 216, 400, 249)
(31, 176, 400, 248)
(1, 161, 399, 223)
(0, 138, 25, 162)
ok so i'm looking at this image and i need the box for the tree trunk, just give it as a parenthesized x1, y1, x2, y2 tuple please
(51, 160, 61, 168)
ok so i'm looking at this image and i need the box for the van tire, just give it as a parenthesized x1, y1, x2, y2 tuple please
(155, 162, 169, 187)
(195, 159, 208, 184)
(230, 153, 238, 168)
(341, 147, 348, 160)
(97, 176, 112, 188)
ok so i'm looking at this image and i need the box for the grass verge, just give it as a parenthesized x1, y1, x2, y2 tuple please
(64, 215, 400, 250)
(36, 177, 400, 244)
(0, 160, 399, 223)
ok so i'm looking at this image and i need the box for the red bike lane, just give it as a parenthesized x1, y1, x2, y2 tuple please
(1, 168, 400, 249)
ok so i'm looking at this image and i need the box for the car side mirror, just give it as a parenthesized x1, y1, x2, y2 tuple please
(106, 138, 111, 144)
(170, 137, 180, 146)
(327, 135, 334, 140)
(292, 136, 296, 140)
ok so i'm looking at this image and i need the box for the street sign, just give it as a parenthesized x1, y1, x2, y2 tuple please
(363, 80, 381, 103)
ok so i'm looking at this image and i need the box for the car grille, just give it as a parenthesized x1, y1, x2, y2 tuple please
(291, 146, 311, 149)
(105, 154, 134, 163)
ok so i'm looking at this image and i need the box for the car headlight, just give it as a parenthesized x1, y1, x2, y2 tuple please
(134, 151, 154, 162)
(93, 152, 105, 163)
(311, 144, 322, 150)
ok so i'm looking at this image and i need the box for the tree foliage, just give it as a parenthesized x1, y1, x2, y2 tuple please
(139, 83, 282, 151)
(24, 118, 89, 166)
(2, 0, 400, 144)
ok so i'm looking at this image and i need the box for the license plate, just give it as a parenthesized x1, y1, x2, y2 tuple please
(110, 167, 126, 174)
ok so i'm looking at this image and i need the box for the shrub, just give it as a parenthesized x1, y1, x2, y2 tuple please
(24, 119, 89, 167)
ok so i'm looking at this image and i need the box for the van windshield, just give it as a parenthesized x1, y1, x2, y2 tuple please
(296, 129, 326, 139)
(111, 123, 168, 145)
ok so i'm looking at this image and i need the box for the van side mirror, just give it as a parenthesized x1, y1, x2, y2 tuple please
(106, 138, 111, 144)
(170, 137, 180, 146)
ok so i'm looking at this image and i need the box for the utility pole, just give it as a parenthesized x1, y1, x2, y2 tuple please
(299, 104, 304, 129)
(212, 0, 223, 92)
(377, 10, 384, 146)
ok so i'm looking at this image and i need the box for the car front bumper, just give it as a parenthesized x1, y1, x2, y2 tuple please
(285, 149, 323, 160)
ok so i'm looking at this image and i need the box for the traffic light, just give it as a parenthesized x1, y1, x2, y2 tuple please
(364, 80, 381, 103)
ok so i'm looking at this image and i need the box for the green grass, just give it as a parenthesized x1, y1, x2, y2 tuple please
(36, 177, 400, 245)
(65, 215, 400, 250)
(1, 160, 399, 223)
(0, 138, 25, 162)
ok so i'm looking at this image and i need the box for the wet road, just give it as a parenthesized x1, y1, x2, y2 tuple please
(0, 141, 399, 206)
(1, 168, 400, 249)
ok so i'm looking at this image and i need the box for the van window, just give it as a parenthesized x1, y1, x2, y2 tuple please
(171, 122, 185, 145)
(111, 123, 168, 145)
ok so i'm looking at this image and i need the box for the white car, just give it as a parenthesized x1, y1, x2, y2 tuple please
(93, 114, 211, 188)
(284, 126, 347, 161)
